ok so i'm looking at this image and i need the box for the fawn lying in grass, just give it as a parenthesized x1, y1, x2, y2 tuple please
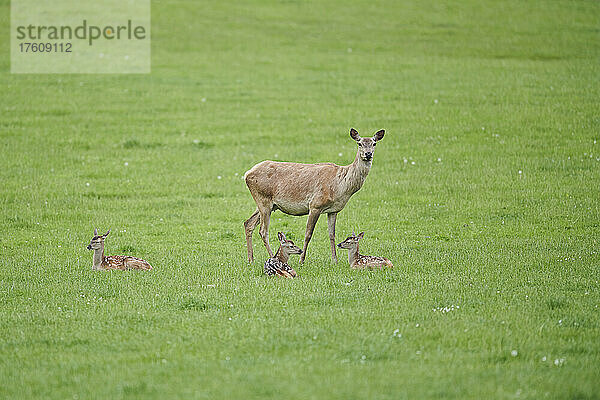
(264, 232, 302, 278)
(87, 229, 153, 270)
(337, 232, 393, 269)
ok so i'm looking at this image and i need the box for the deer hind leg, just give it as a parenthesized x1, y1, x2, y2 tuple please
(244, 209, 260, 263)
(300, 209, 321, 264)
(327, 212, 338, 263)
(258, 205, 274, 257)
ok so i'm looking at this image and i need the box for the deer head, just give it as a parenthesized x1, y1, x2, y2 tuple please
(87, 228, 111, 250)
(337, 231, 365, 249)
(350, 129, 385, 162)
(277, 232, 303, 256)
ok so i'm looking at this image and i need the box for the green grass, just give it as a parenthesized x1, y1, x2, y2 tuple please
(1, 0, 599, 398)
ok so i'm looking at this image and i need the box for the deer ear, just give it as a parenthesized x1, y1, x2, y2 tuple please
(357, 232, 365, 239)
(94, 228, 98, 235)
(373, 129, 385, 142)
(278, 232, 286, 242)
(350, 128, 360, 142)
(104, 229, 111, 237)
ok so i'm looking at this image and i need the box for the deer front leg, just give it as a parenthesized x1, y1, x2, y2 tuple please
(327, 212, 338, 263)
(258, 207, 274, 257)
(300, 209, 321, 264)
(244, 209, 260, 263)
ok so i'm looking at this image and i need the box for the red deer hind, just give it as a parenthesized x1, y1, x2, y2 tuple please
(244, 128, 386, 264)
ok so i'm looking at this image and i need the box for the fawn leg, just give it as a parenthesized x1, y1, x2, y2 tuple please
(244, 209, 260, 263)
(300, 209, 321, 264)
(327, 212, 338, 263)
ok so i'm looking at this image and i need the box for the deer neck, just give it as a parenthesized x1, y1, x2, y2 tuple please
(348, 245, 360, 266)
(275, 247, 289, 264)
(341, 151, 372, 195)
(93, 244, 105, 270)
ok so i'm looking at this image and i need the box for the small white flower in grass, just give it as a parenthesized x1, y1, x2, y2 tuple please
(511, 350, 518, 357)
(411, 161, 416, 165)
(201, 98, 206, 102)
(361, 355, 366, 360)
(193, 139, 200, 144)
(541, 356, 547, 362)
(225, 356, 230, 361)
(437, 158, 441, 162)
(86, 182, 90, 186)
(518, 170, 522, 174)
(124, 162, 129, 166)
(228, 317, 232, 321)
(338, 152, 343, 157)
(416, 350, 421, 355)
(415, 323, 420, 327)
(217, 176, 222, 180)
(434, 99, 438, 104)
(58, 245, 61, 248)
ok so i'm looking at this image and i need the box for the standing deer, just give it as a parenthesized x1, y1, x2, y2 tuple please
(86, 228, 153, 270)
(244, 128, 385, 264)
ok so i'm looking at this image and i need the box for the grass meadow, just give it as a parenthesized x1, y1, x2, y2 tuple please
(1, 0, 599, 398)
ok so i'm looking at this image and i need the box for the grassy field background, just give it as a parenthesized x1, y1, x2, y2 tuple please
(1, 0, 599, 398)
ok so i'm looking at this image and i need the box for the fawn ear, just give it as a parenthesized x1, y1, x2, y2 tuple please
(373, 129, 385, 142)
(94, 228, 98, 235)
(357, 232, 365, 239)
(350, 128, 361, 142)
(278, 232, 286, 242)
(104, 229, 111, 237)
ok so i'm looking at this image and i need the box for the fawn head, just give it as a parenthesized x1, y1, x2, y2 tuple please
(87, 228, 110, 250)
(337, 231, 365, 249)
(350, 128, 385, 162)
(277, 232, 303, 255)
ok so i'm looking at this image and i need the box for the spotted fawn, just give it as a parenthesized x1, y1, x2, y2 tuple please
(264, 232, 302, 278)
(87, 229, 153, 271)
(337, 232, 393, 269)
